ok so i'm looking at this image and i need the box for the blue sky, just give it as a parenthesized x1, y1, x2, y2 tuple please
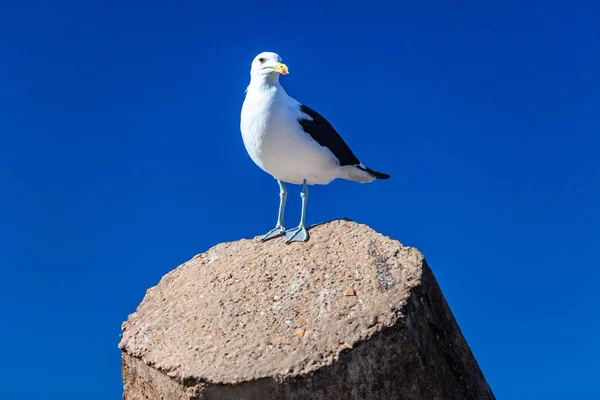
(1, 1, 598, 398)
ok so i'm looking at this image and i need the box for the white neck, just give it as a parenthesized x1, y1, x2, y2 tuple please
(246, 73, 282, 92)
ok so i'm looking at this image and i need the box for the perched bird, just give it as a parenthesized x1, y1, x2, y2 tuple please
(240, 51, 389, 243)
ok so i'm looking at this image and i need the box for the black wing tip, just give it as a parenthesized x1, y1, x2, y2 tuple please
(370, 170, 391, 179)
(358, 165, 391, 179)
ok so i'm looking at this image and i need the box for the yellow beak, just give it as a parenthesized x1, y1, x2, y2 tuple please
(268, 62, 289, 75)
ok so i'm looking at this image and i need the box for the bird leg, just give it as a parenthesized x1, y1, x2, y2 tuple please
(284, 179, 309, 243)
(261, 180, 287, 241)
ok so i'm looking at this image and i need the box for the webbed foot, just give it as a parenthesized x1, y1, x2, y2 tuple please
(261, 225, 285, 241)
(284, 225, 309, 243)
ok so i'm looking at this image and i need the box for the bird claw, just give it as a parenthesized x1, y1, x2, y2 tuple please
(261, 225, 286, 241)
(284, 226, 309, 243)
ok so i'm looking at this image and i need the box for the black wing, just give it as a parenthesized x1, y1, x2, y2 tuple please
(297, 104, 360, 166)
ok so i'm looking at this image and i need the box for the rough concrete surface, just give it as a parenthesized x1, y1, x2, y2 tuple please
(119, 219, 494, 399)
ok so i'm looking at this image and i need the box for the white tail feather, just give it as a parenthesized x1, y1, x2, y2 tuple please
(339, 165, 377, 183)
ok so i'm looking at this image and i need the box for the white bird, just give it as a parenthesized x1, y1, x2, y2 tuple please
(240, 51, 390, 243)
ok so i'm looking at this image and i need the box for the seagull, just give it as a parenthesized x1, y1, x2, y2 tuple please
(240, 51, 390, 243)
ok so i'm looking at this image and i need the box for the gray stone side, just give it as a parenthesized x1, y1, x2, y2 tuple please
(123, 354, 193, 400)
(403, 261, 494, 400)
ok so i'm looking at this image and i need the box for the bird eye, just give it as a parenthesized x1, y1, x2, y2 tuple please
(258, 57, 265, 63)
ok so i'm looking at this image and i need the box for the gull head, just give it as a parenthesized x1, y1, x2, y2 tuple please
(249, 51, 289, 82)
